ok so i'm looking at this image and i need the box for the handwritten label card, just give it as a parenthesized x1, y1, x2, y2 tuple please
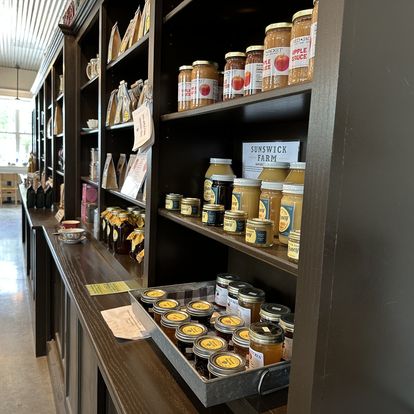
(121, 152, 147, 198)
(132, 105, 153, 151)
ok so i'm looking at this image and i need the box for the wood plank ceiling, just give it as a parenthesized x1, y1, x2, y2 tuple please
(0, 0, 66, 70)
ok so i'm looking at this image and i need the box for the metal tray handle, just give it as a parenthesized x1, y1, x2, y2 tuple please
(257, 364, 290, 396)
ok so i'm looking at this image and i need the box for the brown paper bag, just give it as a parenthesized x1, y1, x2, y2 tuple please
(114, 83, 125, 125)
(128, 7, 142, 47)
(129, 79, 144, 111)
(116, 154, 127, 188)
(108, 22, 121, 63)
(138, 0, 150, 39)
(106, 89, 118, 126)
(54, 104, 63, 135)
(101, 153, 118, 189)
(119, 19, 134, 55)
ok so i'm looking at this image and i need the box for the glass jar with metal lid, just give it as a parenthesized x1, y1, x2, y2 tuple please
(223, 52, 246, 101)
(223, 210, 248, 235)
(249, 322, 284, 368)
(127, 228, 145, 262)
(193, 335, 228, 378)
(232, 327, 250, 366)
(180, 197, 201, 217)
(232, 178, 261, 219)
(214, 314, 244, 347)
(153, 298, 180, 325)
(204, 158, 234, 202)
(210, 175, 235, 210)
(100, 207, 120, 244)
(226, 281, 253, 314)
(238, 287, 266, 325)
(215, 273, 240, 307)
(263, 23, 292, 90)
(208, 351, 246, 378)
(244, 45, 264, 96)
(279, 184, 304, 245)
(202, 204, 225, 227)
(285, 162, 306, 184)
(279, 313, 295, 361)
(113, 211, 134, 255)
(175, 322, 208, 360)
(186, 300, 214, 326)
(165, 193, 183, 211)
(140, 289, 168, 315)
(258, 162, 289, 182)
(288, 9, 313, 85)
(260, 303, 291, 324)
(107, 209, 123, 251)
(246, 218, 274, 247)
(161, 310, 191, 345)
(191, 61, 219, 108)
(178, 65, 193, 112)
(259, 182, 284, 238)
(288, 230, 301, 263)
(132, 209, 145, 228)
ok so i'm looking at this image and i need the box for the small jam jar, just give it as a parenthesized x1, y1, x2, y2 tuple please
(191, 60, 219, 108)
(193, 335, 228, 379)
(226, 281, 253, 314)
(258, 162, 289, 182)
(113, 212, 134, 255)
(101, 207, 120, 244)
(140, 289, 168, 315)
(186, 300, 214, 326)
(288, 230, 301, 263)
(153, 299, 180, 325)
(210, 174, 235, 210)
(238, 287, 265, 325)
(202, 204, 225, 227)
(246, 218, 274, 247)
(259, 182, 284, 238)
(279, 313, 295, 361)
(208, 351, 246, 378)
(285, 162, 306, 184)
(175, 322, 208, 360)
(107, 209, 122, 251)
(215, 273, 240, 308)
(260, 303, 291, 324)
(128, 228, 145, 262)
(309, 0, 319, 80)
(223, 210, 248, 235)
(249, 322, 284, 368)
(161, 310, 191, 345)
(214, 314, 244, 348)
(180, 197, 201, 217)
(223, 52, 246, 101)
(165, 193, 183, 211)
(232, 178, 261, 219)
(244, 45, 264, 96)
(232, 327, 250, 366)
(178, 65, 193, 112)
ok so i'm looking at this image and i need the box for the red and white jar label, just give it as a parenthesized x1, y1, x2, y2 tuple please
(244, 62, 263, 93)
(178, 81, 191, 103)
(191, 78, 218, 101)
(223, 69, 245, 98)
(290, 36, 311, 69)
(263, 47, 290, 78)
(310, 22, 317, 59)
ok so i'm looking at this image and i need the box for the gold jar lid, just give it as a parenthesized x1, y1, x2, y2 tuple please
(282, 184, 304, 195)
(215, 314, 244, 334)
(186, 300, 214, 317)
(224, 210, 248, 219)
(207, 352, 246, 377)
(127, 206, 140, 212)
(265, 22, 292, 33)
(246, 45, 264, 53)
(216, 273, 240, 286)
(225, 52, 246, 59)
(280, 313, 295, 332)
(233, 178, 261, 187)
(181, 197, 201, 206)
(179, 65, 193, 71)
(261, 181, 284, 191)
(292, 9, 313, 22)
(192, 60, 218, 68)
(193, 335, 228, 359)
(228, 281, 252, 296)
(232, 327, 250, 348)
(289, 161, 306, 170)
(161, 310, 190, 328)
(203, 203, 225, 212)
(153, 299, 180, 314)
(247, 218, 274, 228)
(166, 193, 183, 200)
(260, 303, 291, 322)
(141, 288, 167, 304)
(238, 287, 265, 304)
(118, 212, 130, 219)
(106, 206, 121, 212)
(249, 322, 284, 345)
(175, 322, 208, 343)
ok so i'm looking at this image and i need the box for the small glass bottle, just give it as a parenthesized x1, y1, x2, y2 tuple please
(244, 45, 264, 96)
(175, 322, 208, 360)
(279, 184, 304, 245)
(288, 230, 301, 263)
(223, 52, 246, 100)
(140, 289, 168, 315)
(215, 273, 240, 308)
(165, 193, 183, 211)
(223, 210, 248, 235)
(238, 287, 265, 325)
(207, 351, 246, 378)
(202, 204, 225, 227)
(178, 65, 193, 112)
(226, 281, 253, 314)
(160, 310, 191, 345)
(279, 313, 295, 361)
(113, 212, 134, 255)
(259, 303, 291, 324)
(193, 335, 228, 379)
(232, 327, 250, 366)
(210, 174, 235, 210)
(180, 197, 201, 217)
(153, 299, 180, 325)
(204, 158, 234, 203)
(186, 300, 214, 326)
(214, 314, 245, 348)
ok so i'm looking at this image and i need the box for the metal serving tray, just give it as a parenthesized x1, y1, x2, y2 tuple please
(129, 281, 290, 407)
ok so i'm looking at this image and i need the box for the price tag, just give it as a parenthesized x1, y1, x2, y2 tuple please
(132, 105, 153, 151)
(55, 209, 65, 223)
(120, 152, 148, 198)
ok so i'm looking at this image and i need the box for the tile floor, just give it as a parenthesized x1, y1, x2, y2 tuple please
(0, 206, 55, 413)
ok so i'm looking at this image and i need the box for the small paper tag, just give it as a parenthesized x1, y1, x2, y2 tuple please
(132, 105, 153, 151)
(55, 209, 65, 223)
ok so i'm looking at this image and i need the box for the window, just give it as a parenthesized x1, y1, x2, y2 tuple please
(0, 97, 34, 165)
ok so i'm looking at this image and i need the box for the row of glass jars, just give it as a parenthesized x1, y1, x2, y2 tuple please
(177, 3, 319, 111)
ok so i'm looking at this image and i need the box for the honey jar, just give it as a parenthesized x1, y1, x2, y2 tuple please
(186, 300, 214, 326)
(202, 204, 225, 227)
(249, 322, 284, 368)
(232, 178, 261, 219)
(208, 351, 246, 378)
(288, 230, 301, 263)
(193, 335, 228, 378)
(244, 45, 264, 96)
(279, 184, 304, 245)
(215, 273, 240, 308)
(180, 197, 201, 217)
(161, 310, 191, 345)
(140, 289, 168, 315)
(238, 287, 265, 325)
(204, 158, 234, 202)
(153, 299, 180, 325)
(175, 322, 208, 360)
(285, 162, 306, 184)
(258, 162, 289, 182)
(246, 218, 274, 247)
(178, 65, 193, 112)
(191, 60, 219, 108)
(259, 182, 284, 238)
(279, 313, 295, 361)
(309, 0, 319, 79)
(226, 281, 253, 314)
(223, 52, 246, 100)
(232, 327, 250, 366)
(214, 314, 244, 347)
(260, 303, 291, 324)
(165, 193, 183, 211)
(223, 210, 248, 235)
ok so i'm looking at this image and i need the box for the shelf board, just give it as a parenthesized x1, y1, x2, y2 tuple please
(48, 103, 53, 110)
(55, 133, 64, 138)
(159, 209, 298, 276)
(164, 0, 193, 22)
(47, 166, 53, 171)
(56, 170, 64, 177)
(80, 76, 98, 91)
(81, 176, 98, 187)
(106, 33, 149, 71)
(56, 93, 63, 102)
(161, 83, 312, 123)
(105, 121, 133, 131)
(80, 128, 99, 135)
(105, 188, 145, 208)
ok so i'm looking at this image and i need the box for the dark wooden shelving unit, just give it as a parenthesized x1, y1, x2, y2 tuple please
(80, 75, 98, 91)
(105, 189, 145, 208)
(80, 176, 98, 187)
(80, 128, 99, 135)
(55, 92, 63, 102)
(105, 121, 134, 131)
(163, 0, 193, 22)
(55, 133, 64, 138)
(56, 170, 64, 177)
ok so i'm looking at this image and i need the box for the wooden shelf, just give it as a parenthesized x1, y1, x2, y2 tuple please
(55, 133, 64, 138)
(56, 170, 64, 177)
(158, 209, 298, 276)
(80, 76, 98, 91)
(81, 176, 98, 187)
(162, 83, 312, 123)
(56, 93, 63, 102)
(106, 33, 149, 71)
(48, 103, 53, 110)
(105, 121, 133, 131)
(164, 0, 193, 22)
(47, 166, 53, 171)
(80, 128, 98, 135)
(105, 188, 145, 208)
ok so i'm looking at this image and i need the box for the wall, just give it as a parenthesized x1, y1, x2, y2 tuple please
(0, 66, 37, 98)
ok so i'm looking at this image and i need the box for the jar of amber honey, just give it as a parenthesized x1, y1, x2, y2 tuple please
(260, 303, 291, 324)
(175, 322, 208, 360)
(153, 299, 180, 325)
(232, 327, 250, 366)
(193, 335, 228, 379)
(161, 310, 191, 345)
(238, 287, 265, 325)
(214, 314, 244, 348)
(140, 289, 167, 315)
(186, 300, 214, 326)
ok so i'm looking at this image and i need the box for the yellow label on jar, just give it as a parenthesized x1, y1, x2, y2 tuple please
(221, 316, 242, 326)
(166, 312, 187, 321)
(113, 229, 119, 242)
(165, 199, 174, 209)
(146, 290, 165, 298)
(200, 338, 223, 350)
(216, 355, 241, 369)
(158, 300, 177, 309)
(182, 325, 204, 336)
(204, 179, 213, 202)
(202, 211, 208, 223)
(224, 217, 237, 232)
(258, 200, 267, 219)
(231, 193, 241, 210)
(288, 240, 300, 260)
(190, 302, 210, 311)
(181, 204, 192, 215)
(245, 227, 257, 244)
(279, 206, 291, 234)
(239, 330, 249, 340)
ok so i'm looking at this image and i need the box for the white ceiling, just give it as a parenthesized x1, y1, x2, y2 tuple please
(0, 0, 66, 71)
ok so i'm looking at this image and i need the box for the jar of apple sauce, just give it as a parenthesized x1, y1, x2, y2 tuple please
(309, 0, 318, 80)
(288, 10, 313, 85)
(180, 197, 201, 217)
(208, 351, 246, 378)
(246, 219, 274, 247)
(249, 322, 284, 368)
(232, 327, 250, 366)
(259, 182, 283, 237)
(244, 45, 264, 96)
(223, 52, 246, 101)
(204, 158, 234, 202)
(288, 230, 301, 263)
(223, 210, 248, 235)
(140, 289, 168, 315)
(215, 273, 240, 308)
(227, 281, 253, 314)
(161, 310, 191, 345)
(258, 162, 289, 182)
(279, 184, 304, 245)
(279, 313, 295, 361)
(285, 162, 306, 184)
(232, 178, 261, 219)
(175, 322, 208, 360)
(191, 61, 219, 108)
(193, 335, 228, 378)
(238, 287, 265, 325)
(202, 204, 225, 227)
(178, 65, 193, 112)
(153, 299, 180, 325)
(186, 300, 214, 326)
(263, 23, 292, 91)
(259, 303, 291, 324)
(165, 193, 183, 211)
(211, 174, 235, 210)
(214, 314, 244, 348)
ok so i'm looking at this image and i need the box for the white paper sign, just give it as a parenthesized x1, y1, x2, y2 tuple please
(132, 105, 153, 151)
(242, 141, 300, 179)
(120, 152, 147, 198)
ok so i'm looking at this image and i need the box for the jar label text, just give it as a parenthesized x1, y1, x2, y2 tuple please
(178, 81, 192, 103)
(259, 199, 270, 219)
(244, 62, 263, 93)
(231, 192, 241, 211)
(290, 36, 311, 69)
(239, 305, 251, 325)
(263, 47, 290, 78)
(215, 284, 228, 307)
(226, 295, 239, 314)
(191, 78, 218, 102)
(224, 69, 245, 98)
(249, 348, 264, 369)
(288, 240, 300, 260)
(279, 204, 295, 236)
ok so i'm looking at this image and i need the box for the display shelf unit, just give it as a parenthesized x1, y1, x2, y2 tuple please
(105, 121, 134, 130)
(105, 189, 146, 208)
(81, 176, 98, 187)
(80, 128, 99, 135)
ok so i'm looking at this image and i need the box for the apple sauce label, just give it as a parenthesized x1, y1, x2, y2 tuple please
(191, 78, 218, 101)
(249, 348, 264, 369)
(244, 62, 263, 93)
(224, 69, 245, 98)
(178, 81, 191, 102)
(290, 36, 311, 69)
(263, 47, 290, 78)
(279, 204, 295, 236)
(310, 22, 317, 59)
(215, 284, 228, 307)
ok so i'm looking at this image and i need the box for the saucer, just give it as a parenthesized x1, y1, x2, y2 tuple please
(58, 235, 87, 244)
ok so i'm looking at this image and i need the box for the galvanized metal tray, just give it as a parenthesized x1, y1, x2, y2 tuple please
(129, 281, 290, 407)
